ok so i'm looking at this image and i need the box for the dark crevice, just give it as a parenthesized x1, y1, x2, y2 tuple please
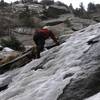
(63, 73, 74, 79)
(0, 85, 8, 92)
(87, 40, 99, 45)
(80, 29, 85, 32)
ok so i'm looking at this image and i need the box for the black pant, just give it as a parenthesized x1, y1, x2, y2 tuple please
(33, 33, 45, 58)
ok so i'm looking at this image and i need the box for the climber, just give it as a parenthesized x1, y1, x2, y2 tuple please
(33, 26, 59, 58)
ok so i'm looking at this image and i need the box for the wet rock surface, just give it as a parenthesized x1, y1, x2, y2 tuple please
(0, 23, 100, 100)
(57, 36, 100, 100)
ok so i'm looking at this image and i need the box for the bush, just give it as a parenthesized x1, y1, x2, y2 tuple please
(0, 36, 25, 51)
(64, 19, 72, 27)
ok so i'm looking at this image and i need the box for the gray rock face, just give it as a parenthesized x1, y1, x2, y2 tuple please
(40, 14, 96, 37)
(57, 34, 100, 100)
(69, 16, 96, 31)
(0, 23, 100, 100)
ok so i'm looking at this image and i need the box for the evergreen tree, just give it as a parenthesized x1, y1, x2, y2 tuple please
(0, 0, 8, 8)
(69, 3, 74, 14)
(80, 2, 85, 12)
(74, 2, 91, 19)
(87, 2, 96, 13)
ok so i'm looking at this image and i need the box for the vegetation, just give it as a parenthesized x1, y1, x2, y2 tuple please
(64, 19, 72, 27)
(87, 2, 97, 13)
(0, 36, 25, 51)
(73, 2, 91, 19)
(0, 0, 9, 8)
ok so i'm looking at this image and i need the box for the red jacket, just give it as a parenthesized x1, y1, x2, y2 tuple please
(35, 29, 58, 43)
